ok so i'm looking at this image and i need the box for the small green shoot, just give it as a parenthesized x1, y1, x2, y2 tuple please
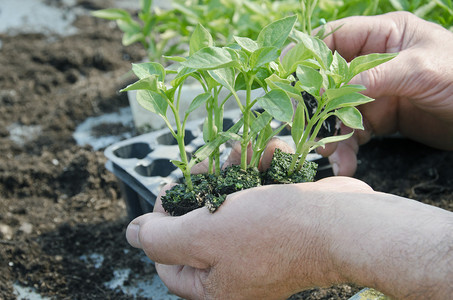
(92, 0, 185, 63)
(269, 30, 397, 174)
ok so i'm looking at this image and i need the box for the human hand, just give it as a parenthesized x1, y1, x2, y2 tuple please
(125, 176, 374, 299)
(126, 176, 453, 299)
(317, 12, 453, 176)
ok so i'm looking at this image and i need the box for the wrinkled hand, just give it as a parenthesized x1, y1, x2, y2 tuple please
(126, 175, 453, 300)
(317, 12, 453, 176)
(126, 176, 375, 300)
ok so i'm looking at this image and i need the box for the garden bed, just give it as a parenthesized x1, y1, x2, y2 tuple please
(0, 1, 452, 299)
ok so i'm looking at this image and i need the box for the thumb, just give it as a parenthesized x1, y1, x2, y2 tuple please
(126, 209, 212, 269)
(328, 138, 358, 176)
(327, 125, 360, 176)
(349, 50, 411, 100)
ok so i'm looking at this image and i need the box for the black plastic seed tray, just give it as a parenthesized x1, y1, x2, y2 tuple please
(104, 110, 333, 220)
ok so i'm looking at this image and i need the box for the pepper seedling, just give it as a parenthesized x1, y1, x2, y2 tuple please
(121, 11, 397, 206)
(266, 28, 397, 175)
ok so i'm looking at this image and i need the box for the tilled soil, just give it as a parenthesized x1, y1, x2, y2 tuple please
(1, 1, 452, 299)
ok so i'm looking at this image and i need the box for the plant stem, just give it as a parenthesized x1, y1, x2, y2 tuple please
(168, 91, 193, 190)
(295, 115, 324, 172)
(240, 73, 253, 171)
(207, 99, 214, 174)
(178, 139, 193, 191)
(289, 103, 322, 174)
(214, 90, 223, 176)
(289, 107, 329, 174)
(288, 126, 310, 174)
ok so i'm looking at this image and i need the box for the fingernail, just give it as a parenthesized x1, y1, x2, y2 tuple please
(332, 163, 339, 176)
(126, 223, 141, 248)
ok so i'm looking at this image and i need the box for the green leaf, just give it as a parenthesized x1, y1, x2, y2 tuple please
(292, 30, 333, 69)
(330, 51, 349, 84)
(170, 159, 186, 170)
(297, 59, 321, 70)
(250, 47, 280, 69)
(414, 2, 437, 19)
(235, 49, 249, 69)
(202, 117, 209, 143)
(265, 74, 302, 101)
(281, 42, 310, 74)
(234, 71, 266, 91)
(325, 92, 374, 112)
(257, 89, 293, 123)
(389, 0, 408, 10)
(171, 2, 199, 20)
(117, 19, 141, 34)
(163, 55, 187, 63)
(324, 84, 366, 100)
(252, 68, 272, 90)
(132, 62, 165, 80)
(292, 104, 305, 145)
(234, 36, 259, 52)
(120, 75, 159, 92)
(219, 131, 242, 141)
(140, 0, 152, 13)
(208, 68, 235, 92)
(249, 111, 273, 139)
(122, 32, 144, 46)
(136, 90, 168, 117)
(348, 53, 398, 81)
(335, 107, 364, 130)
(190, 119, 244, 166)
(254, 122, 275, 152)
(182, 47, 239, 70)
(308, 131, 354, 151)
(296, 65, 323, 96)
(257, 15, 297, 48)
(171, 67, 196, 87)
(190, 24, 214, 55)
(186, 92, 211, 115)
(202, 70, 220, 91)
(262, 123, 276, 145)
(91, 9, 130, 20)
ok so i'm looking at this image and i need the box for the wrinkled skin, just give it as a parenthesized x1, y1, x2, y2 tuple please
(317, 12, 453, 176)
(127, 138, 453, 299)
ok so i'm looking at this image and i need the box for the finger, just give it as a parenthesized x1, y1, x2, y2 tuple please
(154, 183, 177, 213)
(222, 141, 241, 169)
(328, 138, 359, 176)
(222, 141, 252, 169)
(317, 121, 371, 160)
(316, 141, 337, 157)
(348, 53, 413, 101)
(156, 263, 206, 300)
(316, 176, 374, 192)
(191, 159, 210, 174)
(258, 137, 294, 172)
(323, 12, 408, 60)
(126, 209, 212, 269)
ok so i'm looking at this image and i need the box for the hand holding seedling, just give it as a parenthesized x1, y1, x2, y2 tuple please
(317, 12, 453, 176)
(121, 13, 400, 215)
(127, 176, 453, 300)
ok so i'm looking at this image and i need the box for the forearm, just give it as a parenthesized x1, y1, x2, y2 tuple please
(329, 191, 453, 299)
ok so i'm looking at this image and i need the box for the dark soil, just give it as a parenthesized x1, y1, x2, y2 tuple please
(1, 1, 452, 299)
